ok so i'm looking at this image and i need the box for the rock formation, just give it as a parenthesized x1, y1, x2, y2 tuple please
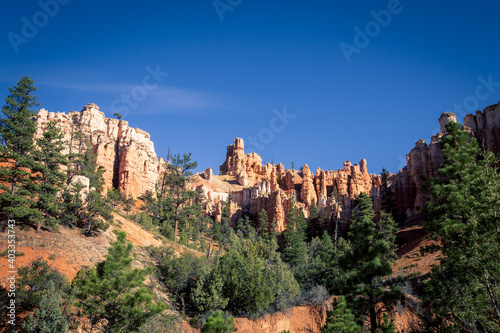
(463, 102, 500, 153)
(35, 100, 500, 232)
(35, 103, 164, 198)
(193, 138, 383, 230)
(202, 102, 500, 229)
(391, 102, 500, 216)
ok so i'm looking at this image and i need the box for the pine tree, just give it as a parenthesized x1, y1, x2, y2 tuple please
(423, 121, 500, 331)
(30, 120, 68, 232)
(336, 192, 404, 333)
(381, 167, 405, 226)
(258, 208, 269, 236)
(306, 203, 322, 240)
(61, 139, 113, 234)
(322, 296, 361, 333)
(0, 76, 41, 228)
(72, 231, 165, 332)
(78, 140, 105, 191)
(20, 281, 71, 333)
(157, 153, 198, 242)
(331, 188, 342, 248)
(283, 199, 306, 267)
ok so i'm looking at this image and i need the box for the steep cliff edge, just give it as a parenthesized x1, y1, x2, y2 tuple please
(35, 103, 164, 198)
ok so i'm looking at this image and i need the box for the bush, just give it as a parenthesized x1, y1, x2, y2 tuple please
(135, 211, 154, 230)
(17, 258, 69, 310)
(305, 285, 329, 304)
(162, 223, 175, 241)
(138, 313, 182, 333)
(201, 311, 236, 333)
(20, 281, 70, 333)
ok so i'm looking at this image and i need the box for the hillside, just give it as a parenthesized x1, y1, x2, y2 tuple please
(1, 207, 436, 333)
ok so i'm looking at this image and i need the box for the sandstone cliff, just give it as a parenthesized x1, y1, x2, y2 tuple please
(35, 103, 164, 198)
(37, 101, 500, 230)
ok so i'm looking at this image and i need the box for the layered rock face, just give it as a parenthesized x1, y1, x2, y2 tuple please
(200, 138, 382, 231)
(35, 104, 164, 198)
(463, 102, 500, 153)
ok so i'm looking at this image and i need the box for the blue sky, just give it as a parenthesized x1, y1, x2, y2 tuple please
(1, 0, 500, 174)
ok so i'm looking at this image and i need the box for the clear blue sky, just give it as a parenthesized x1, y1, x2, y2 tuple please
(1, 0, 500, 174)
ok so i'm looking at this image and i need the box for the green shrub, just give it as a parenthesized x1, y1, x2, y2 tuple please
(20, 281, 70, 333)
(17, 258, 69, 310)
(201, 311, 236, 333)
(135, 211, 154, 230)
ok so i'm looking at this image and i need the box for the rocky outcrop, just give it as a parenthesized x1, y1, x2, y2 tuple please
(35, 103, 164, 198)
(206, 138, 382, 229)
(463, 102, 500, 153)
(207, 102, 500, 228)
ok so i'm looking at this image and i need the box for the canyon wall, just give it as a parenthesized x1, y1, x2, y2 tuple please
(199, 102, 500, 228)
(37, 101, 500, 229)
(35, 103, 164, 198)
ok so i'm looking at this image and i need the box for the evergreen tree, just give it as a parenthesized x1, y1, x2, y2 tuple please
(258, 207, 269, 236)
(379, 314, 396, 333)
(283, 199, 306, 267)
(331, 188, 342, 248)
(152, 246, 211, 313)
(78, 140, 105, 191)
(61, 140, 113, 234)
(336, 192, 404, 333)
(306, 203, 322, 240)
(215, 239, 275, 315)
(73, 231, 165, 332)
(30, 120, 68, 232)
(157, 153, 198, 242)
(191, 263, 229, 313)
(381, 167, 405, 226)
(322, 296, 361, 333)
(20, 281, 71, 333)
(422, 121, 500, 332)
(80, 190, 113, 235)
(380, 168, 394, 215)
(0, 76, 41, 228)
(16, 258, 70, 311)
(219, 194, 234, 245)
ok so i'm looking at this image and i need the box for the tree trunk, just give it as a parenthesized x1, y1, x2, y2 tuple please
(370, 305, 378, 333)
(174, 219, 178, 243)
(484, 271, 500, 323)
(36, 221, 41, 233)
(334, 201, 339, 249)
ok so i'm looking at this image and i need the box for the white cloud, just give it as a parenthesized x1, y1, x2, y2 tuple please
(52, 81, 226, 115)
